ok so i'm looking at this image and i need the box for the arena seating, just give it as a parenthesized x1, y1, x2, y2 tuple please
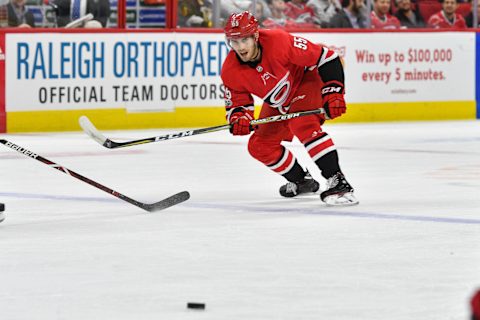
(417, 1, 471, 22)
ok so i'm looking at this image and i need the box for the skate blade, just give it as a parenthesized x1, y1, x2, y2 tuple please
(323, 192, 359, 207)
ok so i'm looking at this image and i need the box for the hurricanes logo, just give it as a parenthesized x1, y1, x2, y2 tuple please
(263, 72, 291, 113)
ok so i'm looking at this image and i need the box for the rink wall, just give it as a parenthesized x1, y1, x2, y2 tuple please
(0, 29, 478, 133)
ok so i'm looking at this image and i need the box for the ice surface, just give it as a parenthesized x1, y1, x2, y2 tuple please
(1, 120, 479, 319)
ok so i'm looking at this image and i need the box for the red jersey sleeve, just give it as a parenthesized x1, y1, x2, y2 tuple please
(223, 85, 254, 121)
(286, 33, 323, 67)
(221, 55, 255, 122)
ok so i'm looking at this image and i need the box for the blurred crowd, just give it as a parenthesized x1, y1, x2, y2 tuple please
(178, 0, 478, 29)
(0, 0, 110, 28)
(0, 0, 478, 29)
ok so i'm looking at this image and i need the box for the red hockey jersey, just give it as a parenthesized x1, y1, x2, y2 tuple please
(370, 11, 401, 29)
(221, 29, 337, 119)
(427, 11, 467, 29)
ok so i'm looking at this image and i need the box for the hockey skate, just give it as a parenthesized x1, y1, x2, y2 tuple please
(280, 172, 320, 197)
(320, 172, 359, 206)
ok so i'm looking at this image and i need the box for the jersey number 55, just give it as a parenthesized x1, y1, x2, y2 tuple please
(293, 37, 308, 50)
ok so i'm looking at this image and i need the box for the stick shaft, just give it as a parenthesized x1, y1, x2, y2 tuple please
(0, 139, 187, 212)
(81, 108, 325, 149)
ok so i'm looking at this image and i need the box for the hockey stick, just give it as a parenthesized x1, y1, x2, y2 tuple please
(79, 108, 326, 149)
(0, 139, 190, 212)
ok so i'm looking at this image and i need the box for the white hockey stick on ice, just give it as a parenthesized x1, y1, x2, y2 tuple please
(79, 108, 326, 149)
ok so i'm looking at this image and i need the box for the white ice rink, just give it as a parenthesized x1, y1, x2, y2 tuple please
(1, 120, 479, 320)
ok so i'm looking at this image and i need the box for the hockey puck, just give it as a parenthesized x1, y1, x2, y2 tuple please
(0, 203, 4, 212)
(187, 302, 205, 310)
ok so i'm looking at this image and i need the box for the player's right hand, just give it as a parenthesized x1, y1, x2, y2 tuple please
(229, 112, 253, 136)
(323, 93, 346, 120)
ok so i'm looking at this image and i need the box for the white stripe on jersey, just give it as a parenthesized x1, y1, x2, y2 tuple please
(317, 47, 339, 68)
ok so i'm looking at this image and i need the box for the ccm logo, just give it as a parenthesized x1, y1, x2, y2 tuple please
(322, 86, 342, 94)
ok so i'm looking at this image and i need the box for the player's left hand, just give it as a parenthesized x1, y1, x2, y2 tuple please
(323, 93, 346, 119)
(321, 81, 346, 120)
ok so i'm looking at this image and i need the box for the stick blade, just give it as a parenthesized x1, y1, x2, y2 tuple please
(79, 116, 108, 146)
(144, 191, 190, 212)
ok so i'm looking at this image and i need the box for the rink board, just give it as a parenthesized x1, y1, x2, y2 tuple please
(0, 29, 478, 133)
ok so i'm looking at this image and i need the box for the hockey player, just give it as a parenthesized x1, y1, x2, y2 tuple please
(221, 11, 358, 206)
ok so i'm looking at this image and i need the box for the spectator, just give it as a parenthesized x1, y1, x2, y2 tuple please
(465, 0, 480, 27)
(221, 0, 272, 22)
(178, 0, 212, 27)
(394, 0, 425, 28)
(249, 0, 272, 21)
(248, 0, 270, 24)
(7, 0, 35, 27)
(262, 0, 319, 28)
(86, 0, 110, 27)
(306, 0, 341, 26)
(0, 3, 6, 28)
(328, 0, 367, 28)
(179, 0, 202, 26)
(427, 0, 467, 28)
(53, 0, 111, 27)
(219, 0, 245, 20)
(371, 0, 401, 28)
(262, 0, 290, 28)
(285, 0, 320, 25)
